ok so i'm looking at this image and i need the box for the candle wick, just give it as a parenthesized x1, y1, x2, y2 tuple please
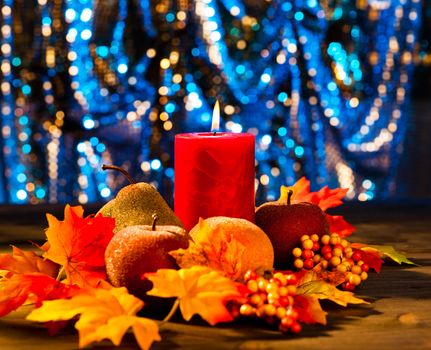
(213, 131, 217, 136)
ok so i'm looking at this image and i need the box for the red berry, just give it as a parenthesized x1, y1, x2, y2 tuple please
(301, 249, 314, 259)
(333, 243, 344, 251)
(323, 252, 332, 261)
(352, 251, 362, 262)
(343, 282, 356, 291)
(285, 307, 299, 320)
(279, 296, 291, 307)
(312, 242, 320, 251)
(361, 264, 370, 272)
(291, 322, 302, 333)
(244, 270, 258, 281)
(304, 259, 314, 269)
(321, 245, 332, 255)
(285, 274, 298, 285)
(281, 316, 294, 328)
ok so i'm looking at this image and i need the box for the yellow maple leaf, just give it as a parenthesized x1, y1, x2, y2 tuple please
(170, 219, 246, 280)
(361, 245, 417, 266)
(297, 280, 368, 307)
(145, 266, 242, 325)
(26, 287, 160, 350)
(296, 270, 368, 306)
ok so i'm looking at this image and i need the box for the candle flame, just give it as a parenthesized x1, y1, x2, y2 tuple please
(211, 100, 220, 132)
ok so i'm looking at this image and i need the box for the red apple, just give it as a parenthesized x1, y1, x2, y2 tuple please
(105, 214, 189, 301)
(255, 190, 329, 269)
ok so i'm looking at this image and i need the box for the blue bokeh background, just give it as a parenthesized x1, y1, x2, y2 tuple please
(0, 0, 430, 205)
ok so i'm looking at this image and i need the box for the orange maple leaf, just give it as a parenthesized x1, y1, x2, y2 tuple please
(0, 273, 79, 317)
(169, 219, 246, 280)
(294, 294, 327, 325)
(145, 266, 243, 325)
(280, 177, 349, 210)
(279, 177, 310, 203)
(0, 246, 58, 278)
(279, 177, 355, 237)
(305, 186, 349, 212)
(42, 205, 115, 287)
(26, 287, 160, 350)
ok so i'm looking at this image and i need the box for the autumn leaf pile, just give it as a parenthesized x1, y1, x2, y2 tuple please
(0, 205, 160, 349)
(0, 179, 416, 350)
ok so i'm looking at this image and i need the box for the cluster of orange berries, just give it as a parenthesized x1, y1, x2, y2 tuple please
(292, 233, 370, 291)
(236, 270, 302, 333)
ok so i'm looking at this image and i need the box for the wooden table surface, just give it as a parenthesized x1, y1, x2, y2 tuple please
(0, 202, 430, 350)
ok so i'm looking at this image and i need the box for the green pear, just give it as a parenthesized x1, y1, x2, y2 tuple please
(98, 165, 183, 233)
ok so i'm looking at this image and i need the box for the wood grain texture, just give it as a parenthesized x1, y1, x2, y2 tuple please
(0, 204, 430, 350)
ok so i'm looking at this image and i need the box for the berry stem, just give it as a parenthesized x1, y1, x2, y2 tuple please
(56, 266, 65, 281)
(152, 213, 158, 231)
(287, 189, 293, 205)
(101, 164, 135, 184)
(160, 298, 180, 325)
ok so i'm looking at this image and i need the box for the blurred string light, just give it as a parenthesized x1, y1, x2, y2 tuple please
(0, 0, 25, 202)
(0, 0, 422, 204)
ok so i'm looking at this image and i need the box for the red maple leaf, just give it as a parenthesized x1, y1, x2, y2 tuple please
(0, 273, 79, 317)
(351, 246, 384, 273)
(42, 205, 115, 287)
(283, 177, 355, 237)
(325, 214, 355, 238)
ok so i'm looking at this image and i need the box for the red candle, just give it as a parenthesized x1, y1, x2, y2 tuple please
(174, 105, 255, 231)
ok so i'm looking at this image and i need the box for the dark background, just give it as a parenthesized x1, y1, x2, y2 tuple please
(396, 100, 431, 199)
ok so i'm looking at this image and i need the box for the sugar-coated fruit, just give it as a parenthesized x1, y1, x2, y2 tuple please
(189, 217, 274, 281)
(98, 182, 184, 233)
(105, 221, 189, 301)
(98, 165, 183, 233)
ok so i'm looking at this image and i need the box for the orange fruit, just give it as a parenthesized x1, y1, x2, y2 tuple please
(189, 217, 274, 281)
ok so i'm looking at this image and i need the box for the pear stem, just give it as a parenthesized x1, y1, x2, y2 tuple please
(152, 213, 158, 231)
(287, 189, 293, 205)
(101, 164, 135, 184)
(160, 299, 179, 326)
